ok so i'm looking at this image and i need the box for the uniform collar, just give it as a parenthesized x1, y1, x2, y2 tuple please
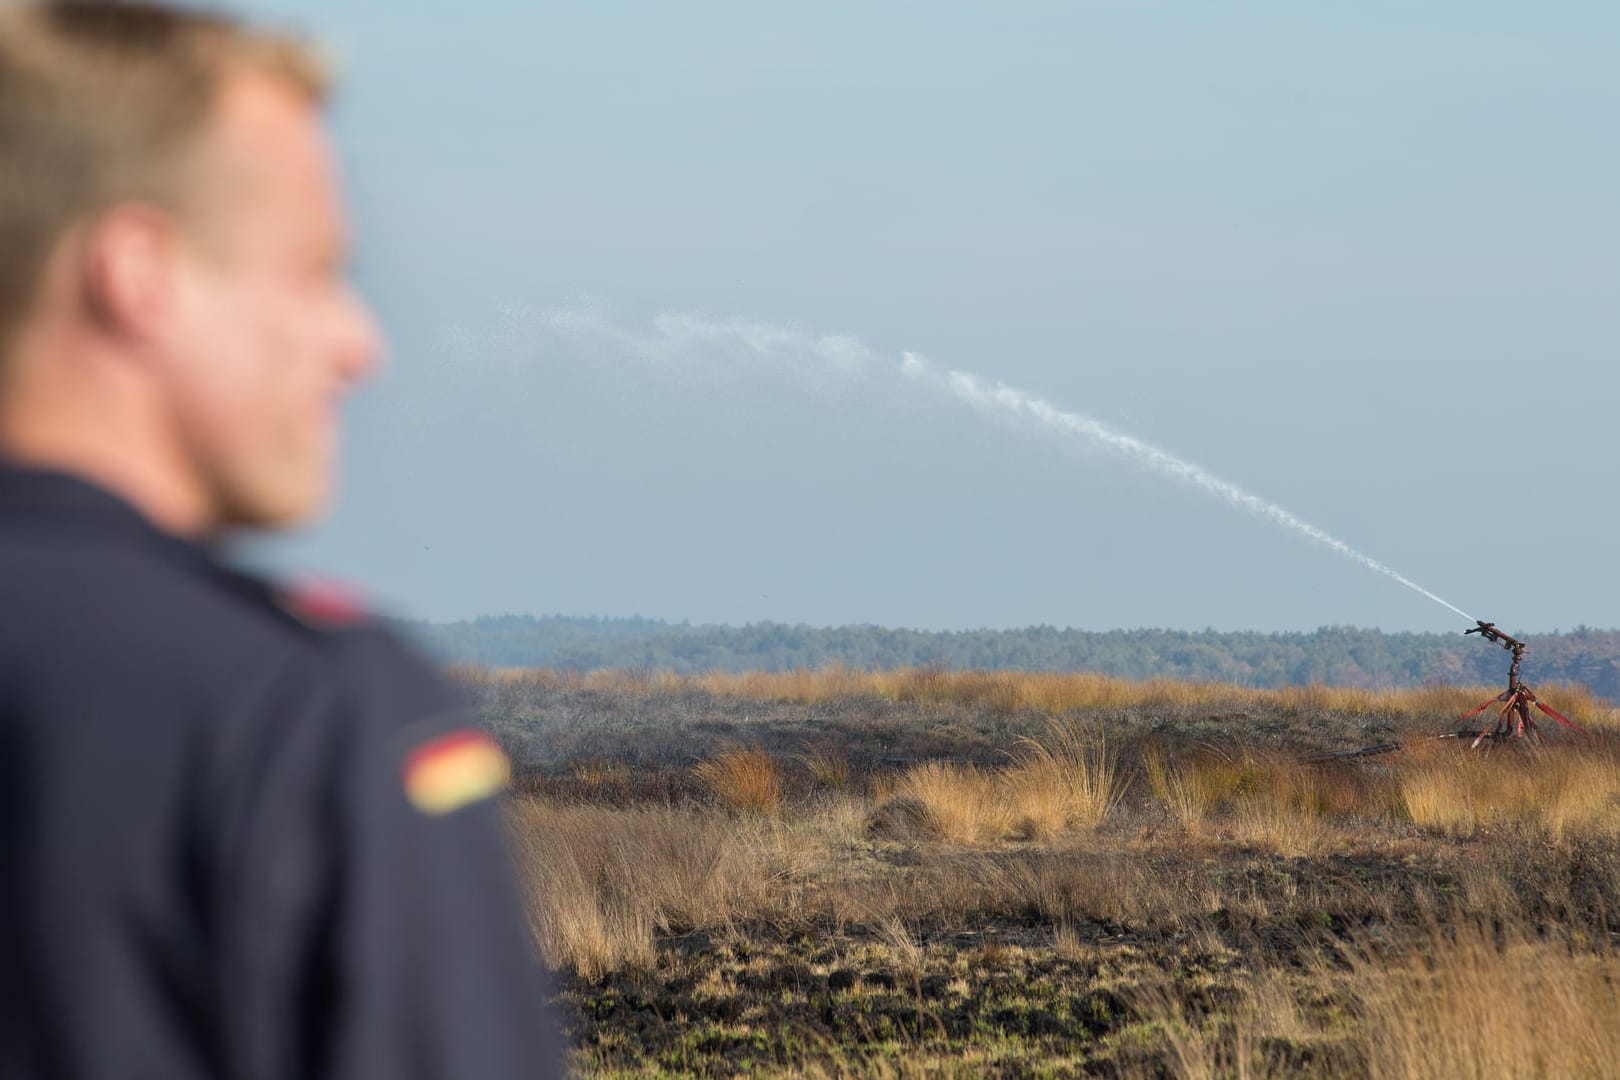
(0, 463, 215, 563)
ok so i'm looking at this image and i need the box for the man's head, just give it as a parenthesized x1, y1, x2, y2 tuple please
(0, 1, 380, 533)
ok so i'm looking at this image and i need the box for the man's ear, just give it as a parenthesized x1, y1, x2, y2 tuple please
(79, 204, 180, 346)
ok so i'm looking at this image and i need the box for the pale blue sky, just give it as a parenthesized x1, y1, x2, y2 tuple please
(242, 1, 1618, 634)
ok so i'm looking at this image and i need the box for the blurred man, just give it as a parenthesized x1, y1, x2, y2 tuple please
(0, 2, 561, 1076)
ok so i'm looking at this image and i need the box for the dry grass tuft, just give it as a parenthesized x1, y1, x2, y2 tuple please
(1145, 747, 1219, 833)
(874, 726, 1120, 844)
(1000, 767, 1071, 841)
(1004, 721, 1122, 838)
(887, 762, 1011, 844)
(569, 757, 628, 793)
(693, 747, 784, 813)
(1229, 784, 1333, 856)
(1147, 744, 1352, 850)
(873, 913, 926, 978)
(1398, 741, 1620, 838)
(1133, 923, 1620, 1079)
(506, 800, 771, 978)
(1132, 970, 1325, 1080)
(796, 740, 852, 790)
(1352, 922, 1620, 1079)
(1050, 920, 1088, 962)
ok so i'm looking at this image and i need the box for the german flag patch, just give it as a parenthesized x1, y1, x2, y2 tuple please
(403, 730, 511, 815)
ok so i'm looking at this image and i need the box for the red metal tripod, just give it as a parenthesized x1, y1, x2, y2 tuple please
(1456, 621, 1586, 748)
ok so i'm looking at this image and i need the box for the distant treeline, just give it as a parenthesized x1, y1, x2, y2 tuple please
(402, 615, 1620, 698)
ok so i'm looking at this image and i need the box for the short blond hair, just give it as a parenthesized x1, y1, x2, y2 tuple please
(0, 1, 329, 349)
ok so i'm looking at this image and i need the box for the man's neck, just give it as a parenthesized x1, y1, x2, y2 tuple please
(0, 338, 214, 538)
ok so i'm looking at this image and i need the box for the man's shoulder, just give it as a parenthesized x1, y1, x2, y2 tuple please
(224, 574, 456, 720)
(285, 588, 459, 719)
(180, 573, 471, 817)
(253, 579, 468, 747)
(222, 585, 500, 829)
(1, 529, 445, 713)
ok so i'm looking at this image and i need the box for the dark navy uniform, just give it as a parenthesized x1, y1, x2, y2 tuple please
(0, 467, 562, 1079)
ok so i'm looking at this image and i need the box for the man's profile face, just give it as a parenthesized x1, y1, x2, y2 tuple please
(162, 70, 380, 530)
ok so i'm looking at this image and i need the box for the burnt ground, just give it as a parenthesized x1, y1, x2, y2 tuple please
(474, 678, 1620, 1077)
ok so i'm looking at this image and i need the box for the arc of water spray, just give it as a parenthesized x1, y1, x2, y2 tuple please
(535, 307, 1476, 625)
(894, 354, 1474, 624)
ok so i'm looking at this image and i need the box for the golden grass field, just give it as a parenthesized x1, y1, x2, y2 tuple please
(466, 667, 1620, 1077)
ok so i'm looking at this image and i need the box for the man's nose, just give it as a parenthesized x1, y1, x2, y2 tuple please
(337, 287, 384, 387)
